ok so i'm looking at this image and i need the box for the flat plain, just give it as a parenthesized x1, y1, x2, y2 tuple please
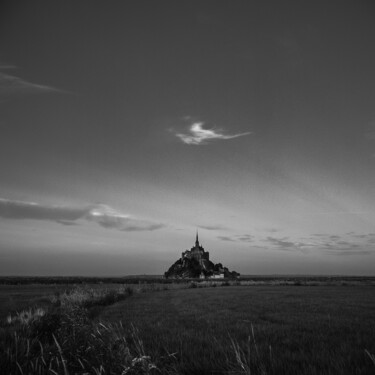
(1, 280, 375, 374)
(99, 284, 375, 374)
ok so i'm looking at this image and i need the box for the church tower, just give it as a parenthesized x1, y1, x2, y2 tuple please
(195, 230, 199, 247)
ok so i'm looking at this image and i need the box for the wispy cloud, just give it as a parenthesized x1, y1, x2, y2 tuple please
(265, 237, 302, 251)
(217, 234, 254, 243)
(87, 204, 165, 231)
(216, 231, 374, 256)
(0, 198, 164, 232)
(0, 71, 61, 96)
(175, 122, 251, 145)
(217, 236, 236, 242)
(237, 234, 254, 242)
(0, 198, 88, 221)
(198, 224, 227, 231)
(277, 233, 374, 256)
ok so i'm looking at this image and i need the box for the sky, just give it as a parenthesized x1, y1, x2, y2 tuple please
(0, 0, 375, 276)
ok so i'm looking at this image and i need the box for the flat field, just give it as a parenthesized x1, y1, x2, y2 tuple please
(99, 285, 375, 374)
(0, 282, 375, 374)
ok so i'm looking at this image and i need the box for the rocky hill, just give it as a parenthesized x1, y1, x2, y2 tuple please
(164, 233, 239, 279)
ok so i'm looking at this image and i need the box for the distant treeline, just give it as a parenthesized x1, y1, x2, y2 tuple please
(0, 275, 374, 285)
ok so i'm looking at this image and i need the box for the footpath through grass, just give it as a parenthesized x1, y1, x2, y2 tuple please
(99, 285, 375, 374)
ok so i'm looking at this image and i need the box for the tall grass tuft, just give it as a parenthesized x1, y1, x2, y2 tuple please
(229, 325, 270, 375)
(365, 349, 375, 366)
(7, 307, 46, 325)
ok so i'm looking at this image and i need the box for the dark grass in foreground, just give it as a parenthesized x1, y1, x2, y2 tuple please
(0, 286, 158, 374)
(0, 283, 375, 374)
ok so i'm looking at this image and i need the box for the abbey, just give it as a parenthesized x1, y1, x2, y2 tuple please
(164, 232, 239, 279)
(181, 232, 210, 266)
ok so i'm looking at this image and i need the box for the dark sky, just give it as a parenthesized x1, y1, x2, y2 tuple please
(1, 0, 375, 275)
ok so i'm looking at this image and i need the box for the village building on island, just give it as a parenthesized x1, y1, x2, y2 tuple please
(164, 232, 240, 279)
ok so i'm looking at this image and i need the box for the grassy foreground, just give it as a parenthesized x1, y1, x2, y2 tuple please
(0, 283, 375, 374)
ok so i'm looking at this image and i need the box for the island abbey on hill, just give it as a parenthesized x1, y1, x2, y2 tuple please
(164, 232, 239, 279)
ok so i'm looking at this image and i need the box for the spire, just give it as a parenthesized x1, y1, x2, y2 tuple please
(195, 230, 199, 247)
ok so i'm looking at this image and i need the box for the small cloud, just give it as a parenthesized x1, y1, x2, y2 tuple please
(262, 236, 312, 253)
(329, 235, 341, 240)
(198, 224, 226, 231)
(237, 234, 254, 243)
(336, 241, 350, 245)
(0, 71, 61, 96)
(323, 247, 372, 256)
(56, 220, 79, 226)
(0, 198, 164, 232)
(87, 205, 165, 231)
(174, 121, 251, 145)
(217, 236, 236, 242)
(266, 237, 297, 249)
(300, 233, 374, 256)
(217, 233, 254, 243)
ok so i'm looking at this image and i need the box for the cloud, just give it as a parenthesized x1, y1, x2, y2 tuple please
(217, 236, 236, 242)
(294, 233, 374, 256)
(0, 198, 164, 232)
(198, 224, 226, 231)
(216, 231, 374, 256)
(56, 220, 80, 226)
(175, 122, 251, 145)
(217, 234, 254, 243)
(0, 72, 61, 96)
(237, 234, 254, 242)
(88, 204, 164, 232)
(350, 234, 368, 239)
(265, 237, 299, 250)
(0, 198, 88, 221)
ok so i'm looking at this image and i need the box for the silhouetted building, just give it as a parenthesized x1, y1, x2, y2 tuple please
(164, 232, 239, 279)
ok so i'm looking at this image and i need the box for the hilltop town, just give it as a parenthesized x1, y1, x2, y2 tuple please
(164, 232, 240, 279)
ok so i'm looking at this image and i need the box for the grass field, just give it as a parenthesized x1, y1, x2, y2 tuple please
(0, 281, 374, 374)
(99, 285, 375, 374)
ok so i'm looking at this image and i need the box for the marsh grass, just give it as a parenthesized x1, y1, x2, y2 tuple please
(0, 285, 274, 374)
(99, 285, 375, 375)
(7, 307, 46, 325)
(1, 284, 375, 374)
(0, 286, 161, 375)
(50, 285, 134, 308)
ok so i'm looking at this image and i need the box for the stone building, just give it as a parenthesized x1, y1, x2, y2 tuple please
(181, 231, 209, 267)
(164, 232, 240, 279)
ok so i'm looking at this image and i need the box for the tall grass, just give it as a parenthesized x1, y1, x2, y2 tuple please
(0, 286, 161, 375)
(7, 307, 46, 325)
(2, 284, 374, 374)
(0, 286, 273, 375)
